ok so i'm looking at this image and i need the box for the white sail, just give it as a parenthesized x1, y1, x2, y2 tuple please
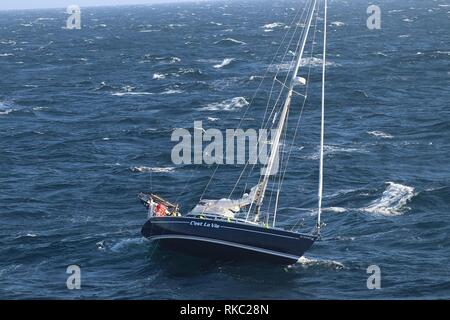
(191, 183, 263, 218)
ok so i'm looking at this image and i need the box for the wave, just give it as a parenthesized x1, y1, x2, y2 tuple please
(112, 91, 153, 96)
(363, 182, 415, 216)
(324, 207, 347, 213)
(262, 22, 284, 29)
(131, 166, 175, 173)
(331, 21, 345, 27)
(214, 38, 246, 46)
(304, 145, 365, 160)
(152, 73, 166, 80)
(177, 67, 202, 76)
(142, 55, 180, 64)
(167, 23, 186, 28)
(0, 101, 16, 115)
(139, 29, 159, 33)
(111, 85, 153, 96)
(272, 57, 338, 71)
(0, 53, 14, 57)
(14, 233, 37, 239)
(203, 97, 249, 111)
(161, 89, 183, 95)
(213, 58, 235, 69)
(367, 130, 393, 139)
(0, 108, 14, 115)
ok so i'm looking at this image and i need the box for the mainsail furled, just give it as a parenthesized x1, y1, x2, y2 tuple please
(190, 183, 263, 218)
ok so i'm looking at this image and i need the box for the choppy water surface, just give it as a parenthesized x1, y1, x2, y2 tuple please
(0, 0, 449, 299)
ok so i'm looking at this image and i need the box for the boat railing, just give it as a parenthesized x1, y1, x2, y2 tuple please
(186, 212, 260, 226)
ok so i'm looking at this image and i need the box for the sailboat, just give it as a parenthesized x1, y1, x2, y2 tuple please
(140, 0, 328, 264)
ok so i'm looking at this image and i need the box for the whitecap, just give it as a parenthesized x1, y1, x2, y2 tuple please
(262, 22, 284, 29)
(207, 117, 219, 122)
(249, 75, 263, 81)
(213, 58, 235, 69)
(131, 166, 175, 173)
(0, 109, 14, 115)
(324, 207, 347, 213)
(331, 21, 345, 27)
(304, 145, 365, 160)
(112, 92, 153, 96)
(203, 97, 249, 111)
(363, 182, 415, 216)
(153, 73, 166, 80)
(0, 53, 13, 57)
(168, 23, 186, 28)
(161, 89, 183, 95)
(367, 130, 393, 139)
(272, 57, 338, 71)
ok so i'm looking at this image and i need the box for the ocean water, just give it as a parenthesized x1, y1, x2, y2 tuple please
(1, 0, 449, 299)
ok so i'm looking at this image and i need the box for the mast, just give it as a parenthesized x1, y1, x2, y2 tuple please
(251, 0, 317, 221)
(317, 0, 327, 232)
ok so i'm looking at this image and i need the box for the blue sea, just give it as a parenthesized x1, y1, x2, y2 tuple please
(1, 0, 449, 299)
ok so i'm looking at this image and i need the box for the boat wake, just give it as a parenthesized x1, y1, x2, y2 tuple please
(292, 256, 345, 270)
(108, 238, 145, 252)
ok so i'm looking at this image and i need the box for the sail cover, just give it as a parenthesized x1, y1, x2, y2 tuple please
(190, 184, 262, 218)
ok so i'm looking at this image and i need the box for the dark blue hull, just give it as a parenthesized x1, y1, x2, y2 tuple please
(141, 216, 317, 264)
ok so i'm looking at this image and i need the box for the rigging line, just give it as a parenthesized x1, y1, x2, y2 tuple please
(175, 166, 197, 204)
(246, 0, 317, 221)
(233, 0, 314, 192)
(317, 0, 327, 230)
(260, 2, 310, 125)
(273, 0, 322, 229)
(202, 1, 309, 201)
(254, 0, 317, 207)
(199, 165, 219, 201)
(227, 0, 313, 199)
(259, 0, 312, 132)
